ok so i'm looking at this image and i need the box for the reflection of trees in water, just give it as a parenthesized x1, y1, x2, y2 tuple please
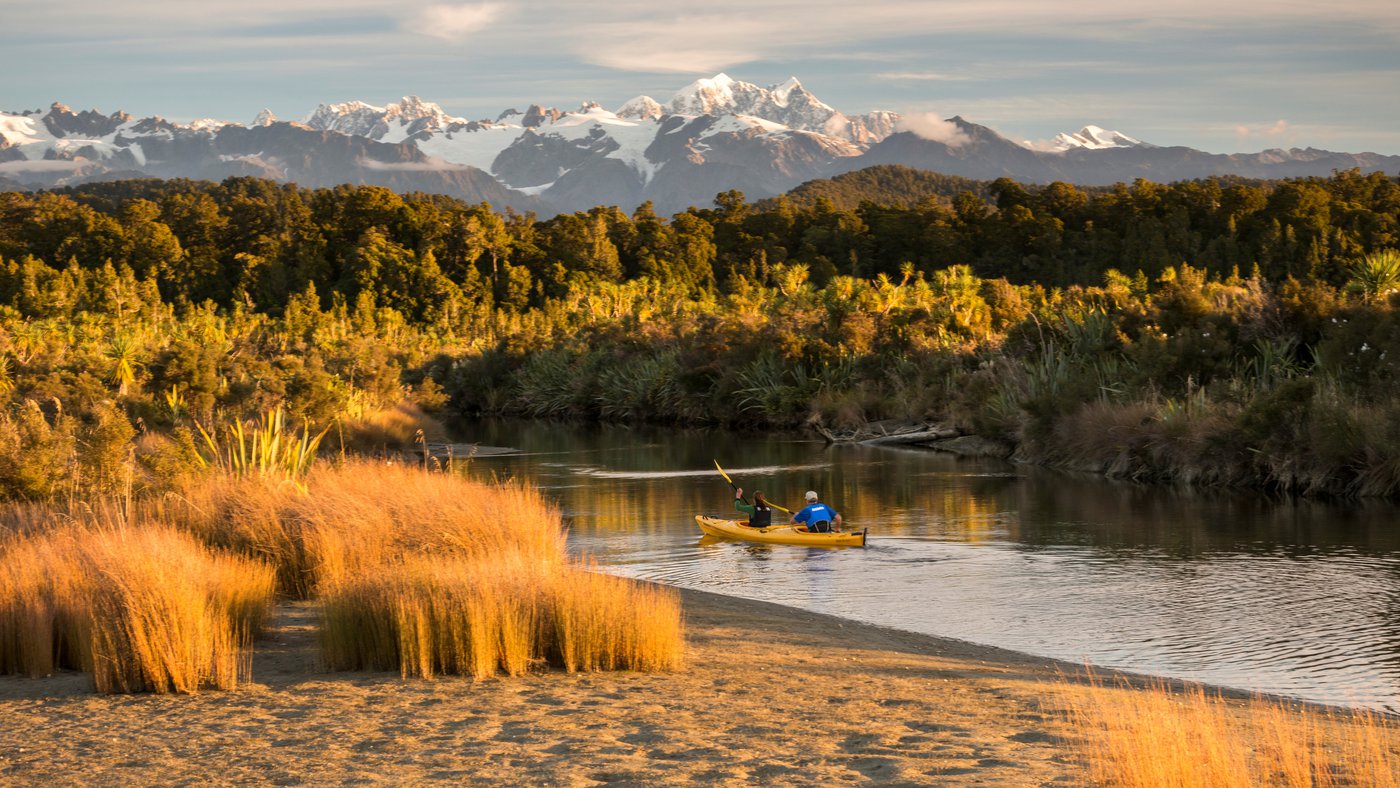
(453, 418, 1400, 711)
(1007, 469, 1400, 557)
(456, 417, 1400, 560)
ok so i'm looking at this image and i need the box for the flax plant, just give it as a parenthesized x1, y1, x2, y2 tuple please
(194, 407, 326, 488)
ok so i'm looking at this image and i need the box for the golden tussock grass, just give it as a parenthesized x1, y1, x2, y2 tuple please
(1061, 672, 1400, 787)
(319, 555, 684, 680)
(3, 459, 682, 688)
(0, 523, 274, 693)
(335, 402, 448, 453)
(157, 461, 567, 597)
(161, 460, 683, 679)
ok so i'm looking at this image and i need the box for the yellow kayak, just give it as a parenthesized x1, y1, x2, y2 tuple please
(695, 515, 868, 547)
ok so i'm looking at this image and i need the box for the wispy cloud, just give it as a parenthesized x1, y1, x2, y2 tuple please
(1234, 120, 1293, 146)
(876, 71, 976, 82)
(0, 159, 91, 173)
(896, 112, 970, 147)
(356, 157, 471, 171)
(403, 2, 504, 41)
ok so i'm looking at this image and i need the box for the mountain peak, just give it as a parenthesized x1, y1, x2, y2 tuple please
(1048, 125, 1149, 152)
(388, 95, 455, 122)
(771, 77, 804, 105)
(252, 109, 277, 127)
(670, 74, 743, 115)
(617, 95, 664, 120)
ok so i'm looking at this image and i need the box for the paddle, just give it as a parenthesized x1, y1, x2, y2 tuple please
(712, 460, 796, 531)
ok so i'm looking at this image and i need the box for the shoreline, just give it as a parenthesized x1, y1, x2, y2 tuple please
(3, 585, 1385, 784)
(677, 585, 1391, 719)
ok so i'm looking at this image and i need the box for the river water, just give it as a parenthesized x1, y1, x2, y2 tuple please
(454, 418, 1400, 712)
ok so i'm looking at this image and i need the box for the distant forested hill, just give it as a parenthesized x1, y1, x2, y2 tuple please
(768, 166, 995, 210)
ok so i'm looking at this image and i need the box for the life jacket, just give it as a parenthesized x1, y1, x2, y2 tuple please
(749, 501, 772, 528)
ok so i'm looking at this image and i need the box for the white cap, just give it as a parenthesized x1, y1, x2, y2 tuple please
(804, 491, 818, 502)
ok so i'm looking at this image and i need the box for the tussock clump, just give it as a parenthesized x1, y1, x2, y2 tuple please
(159, 461, 683, 679)
(0, 524, 274, 693)
(162, 461, 567, 597)
(320, 555, 683, 680)
(1062, 672, 1400, 787)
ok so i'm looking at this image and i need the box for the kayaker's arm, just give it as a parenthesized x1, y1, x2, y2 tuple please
(734, 488, 756, 517)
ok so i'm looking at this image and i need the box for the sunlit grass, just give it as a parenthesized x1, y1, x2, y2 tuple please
(159, 459, 683, 679)
(0, 523, 274, 693)
(2, 451, 682, 690)
(163, 461, 567, 597)
(1061, 672, 1400, 787)
(320, 554, 683, 680)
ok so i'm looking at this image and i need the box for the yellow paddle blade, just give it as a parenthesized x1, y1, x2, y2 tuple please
(717, 459, 795, 512)
(713, 459, 735, 486)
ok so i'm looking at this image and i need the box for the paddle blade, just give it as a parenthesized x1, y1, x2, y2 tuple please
(713, 459, 735, 486)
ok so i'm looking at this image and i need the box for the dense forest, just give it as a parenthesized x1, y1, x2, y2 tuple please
(0, 167, 1398, 499)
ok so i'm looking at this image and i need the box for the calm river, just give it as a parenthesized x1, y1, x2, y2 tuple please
(454, 419, 1400, 713)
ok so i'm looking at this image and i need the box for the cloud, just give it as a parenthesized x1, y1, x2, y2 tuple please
(356, 157, 471, 171)
(403, 2, 503, 41)
(896, 112, 970, 146)
(1235, 119, 1290, 137)
(876, 71, 975, 82)
(1234, 120, 1292, 144)
(0, 159, 91, 173)
(585, 46, 758, 74)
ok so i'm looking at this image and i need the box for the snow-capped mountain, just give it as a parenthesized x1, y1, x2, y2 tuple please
(0, 102, 532, 208)
(294, 77, 878, 212)
(304, 96, 468, 142)
(624, 73, 896, 145)
(1049, 125, 1150, 152)
(4, 75, 1399, 216)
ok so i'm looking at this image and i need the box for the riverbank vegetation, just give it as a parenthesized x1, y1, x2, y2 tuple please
(0, 456, 684, 692)
(1063, 675, 1398, 786)
(0, 169, 1397, 504)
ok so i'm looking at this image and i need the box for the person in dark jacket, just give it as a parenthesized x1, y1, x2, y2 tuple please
(792, 490, 842, 533)
(733, 487, 773, 529)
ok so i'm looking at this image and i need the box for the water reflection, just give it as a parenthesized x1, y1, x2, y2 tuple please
(455, 418, 1400, 712)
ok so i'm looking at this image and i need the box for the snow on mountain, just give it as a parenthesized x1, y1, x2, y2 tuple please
(304, 96, 466, 142)
(0, 104, 153, 169)
(188, 118, 232, 133)
(0, 114, 46, 148)
(616, 95, 665, 121)
(15, 74, 1393, 216)
(668, 73, 743, 115)
(664, 73, 869, 142)
(1046, 125, 1150, 152)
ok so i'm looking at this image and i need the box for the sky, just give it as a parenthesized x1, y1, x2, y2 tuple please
(4, 0, 1399, 154)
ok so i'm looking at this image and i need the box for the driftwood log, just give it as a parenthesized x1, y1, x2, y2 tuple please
(812, 419, 959, 445)
(813, 419, 1014, 458)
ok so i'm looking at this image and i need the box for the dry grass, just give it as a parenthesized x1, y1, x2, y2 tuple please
(335, 402, 448, 453)
(319, 555, 683, 680)
(159, 460, 683, 679)
(0, 524, 274, 693)
(2, 459, 682, 690)
(1062, 673, 1400, 787)
(158, 461, 567, 597)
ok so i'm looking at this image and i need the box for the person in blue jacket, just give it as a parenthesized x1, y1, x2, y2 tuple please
(792, 490, 842, 533)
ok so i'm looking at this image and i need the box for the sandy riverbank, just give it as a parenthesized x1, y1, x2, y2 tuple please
(0, 587, 1377, 785)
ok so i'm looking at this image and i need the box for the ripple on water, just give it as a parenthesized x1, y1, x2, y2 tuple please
(464, 418, 1400, 714)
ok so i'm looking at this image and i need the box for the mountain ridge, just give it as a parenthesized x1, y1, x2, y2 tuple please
(4, 75, 1398, 216)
